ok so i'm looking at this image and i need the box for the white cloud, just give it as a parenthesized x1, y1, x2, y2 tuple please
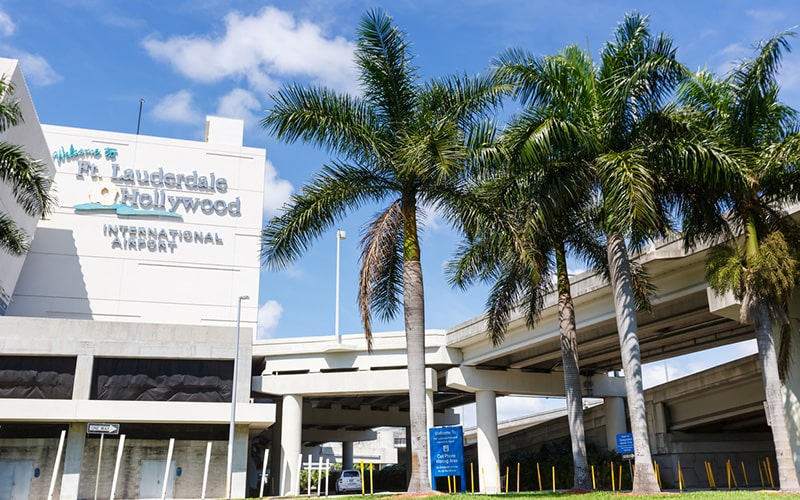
(216, 88, 262, 126)
(151, 90, 202, 124)
(142, 6, 358, 94)
(17, 51, 62, 86)
(262, 159, 293, 217)
(257, 299, 283, 338)
(0, 11, 15, 36)
(0, 44, 62, 87)
(744, 9, 785, 25)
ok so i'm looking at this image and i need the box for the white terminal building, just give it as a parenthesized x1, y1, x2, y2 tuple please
(4, 56, 800, 500)
(0, 57, 272, 499)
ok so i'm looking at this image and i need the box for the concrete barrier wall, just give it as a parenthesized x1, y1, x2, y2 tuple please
(0, 437, 229, 499)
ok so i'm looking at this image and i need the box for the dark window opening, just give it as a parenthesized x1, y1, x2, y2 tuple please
(0, 356, 76, 399)
(91, 358, 232, 402)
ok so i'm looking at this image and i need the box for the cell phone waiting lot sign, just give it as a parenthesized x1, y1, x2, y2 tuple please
(429, 426, 466, 491)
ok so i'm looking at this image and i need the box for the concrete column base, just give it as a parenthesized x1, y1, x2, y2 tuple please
(59, 422, 86, 500)
(604, 396, 627, 451)
(475, 390, 499, 493)
(280, 394, 303, 496)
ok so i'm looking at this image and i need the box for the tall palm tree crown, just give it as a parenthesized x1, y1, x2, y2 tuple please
(0, 78, 54, 256)
(678, 31, 800, 491)
(260, 9, 504, 493)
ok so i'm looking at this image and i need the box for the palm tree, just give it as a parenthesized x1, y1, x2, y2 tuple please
(260, 10, 504, 493)
(677, 31, 800, 491)
(448, 171, 600, 491)
(0, 78, 54, 255)
(492, 14, 723, 493)
(447, 46, 608, 491)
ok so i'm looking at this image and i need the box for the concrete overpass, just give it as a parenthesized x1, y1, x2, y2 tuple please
(252, 220, 800, 494)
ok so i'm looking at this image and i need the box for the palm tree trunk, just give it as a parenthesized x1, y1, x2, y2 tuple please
(402, 195, 430, 493)
(752, 300, 800, 491)
(556, 245, 591, 490)
(606, 232, 659, 494)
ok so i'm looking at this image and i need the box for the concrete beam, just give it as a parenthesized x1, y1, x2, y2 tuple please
(303, 429, 376, 443)
(0, 399, 276, 426)
(255, 368, 437, 396)
(446, 366, 625, 397)
(305, 405, 454, 428)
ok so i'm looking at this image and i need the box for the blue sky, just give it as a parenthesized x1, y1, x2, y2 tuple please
(4, 0, 798, 418)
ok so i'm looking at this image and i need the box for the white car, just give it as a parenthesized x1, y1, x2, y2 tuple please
(336, 469, 362, 494)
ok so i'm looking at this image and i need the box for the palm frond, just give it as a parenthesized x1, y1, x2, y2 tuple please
(0, 143, 54, 217)
(732, 30, 796, 147)
(261, 85, 381, 165)
(356, 9, 418, 129)
(359, 200, 404, 351)
(0, 212, 29, 255)
(0, 78, 22, 133)
(261, 163, 392, 269)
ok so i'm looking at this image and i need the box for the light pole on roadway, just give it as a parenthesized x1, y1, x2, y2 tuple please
(226, 294, 249, 499)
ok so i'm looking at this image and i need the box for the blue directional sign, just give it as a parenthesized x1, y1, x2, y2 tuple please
(430, 426, 466, 491)
(616, 432, 634, 454)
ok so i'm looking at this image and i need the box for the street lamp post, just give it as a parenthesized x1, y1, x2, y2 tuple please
(226, 295, 249, 499)
(335, 229, 346, 343)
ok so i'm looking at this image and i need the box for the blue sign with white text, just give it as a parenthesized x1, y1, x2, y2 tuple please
(430, 426, 466, 491)
(616, 432, 634, 454)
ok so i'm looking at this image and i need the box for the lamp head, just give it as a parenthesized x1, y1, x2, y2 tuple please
(239, 295, 250, 301)
(337, 229, 346, 240)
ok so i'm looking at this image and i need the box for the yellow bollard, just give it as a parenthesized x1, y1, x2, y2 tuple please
(654, 461, 661, 490)
(591, 465, 596, 490)
(706, 461, 717, 489)
(552, 465, 556, 492)
(677, 460, 684, 492)
(516, 462, 520, 493)
(730, 460, 738, 489)
(536, 462, 542, 492)
(370, 462, 374, 495)
(618, 465, 622, 491)
(496, 463, 500, 494)
(470, 462, 474, 493)
(726, 460, 731, 490)
(741, 461, 749, 487)
(447, 475, 452, 493)
(360, 460, 365, 496)
(766, 457, 775, 489)
(505, 466, 509, 493)
(611, 461, 615, 492)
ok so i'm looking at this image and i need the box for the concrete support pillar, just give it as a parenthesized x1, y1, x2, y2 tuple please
(59, 422, 86, 500)
(475, 390, 499, 494)
(342, 441, 354, 469)
(785, 293, 800, 479)
(72, 354, 93, 400)
(604, 396, 627, 451)
(231, 425, 249, 499)
(280, 394, 303, 496)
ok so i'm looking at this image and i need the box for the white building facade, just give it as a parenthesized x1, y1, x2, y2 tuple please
(10, 119, 263, 327)
(0, 58, 273, 500)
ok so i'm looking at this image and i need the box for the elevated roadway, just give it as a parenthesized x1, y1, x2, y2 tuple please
(253, 207, 800, 494)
